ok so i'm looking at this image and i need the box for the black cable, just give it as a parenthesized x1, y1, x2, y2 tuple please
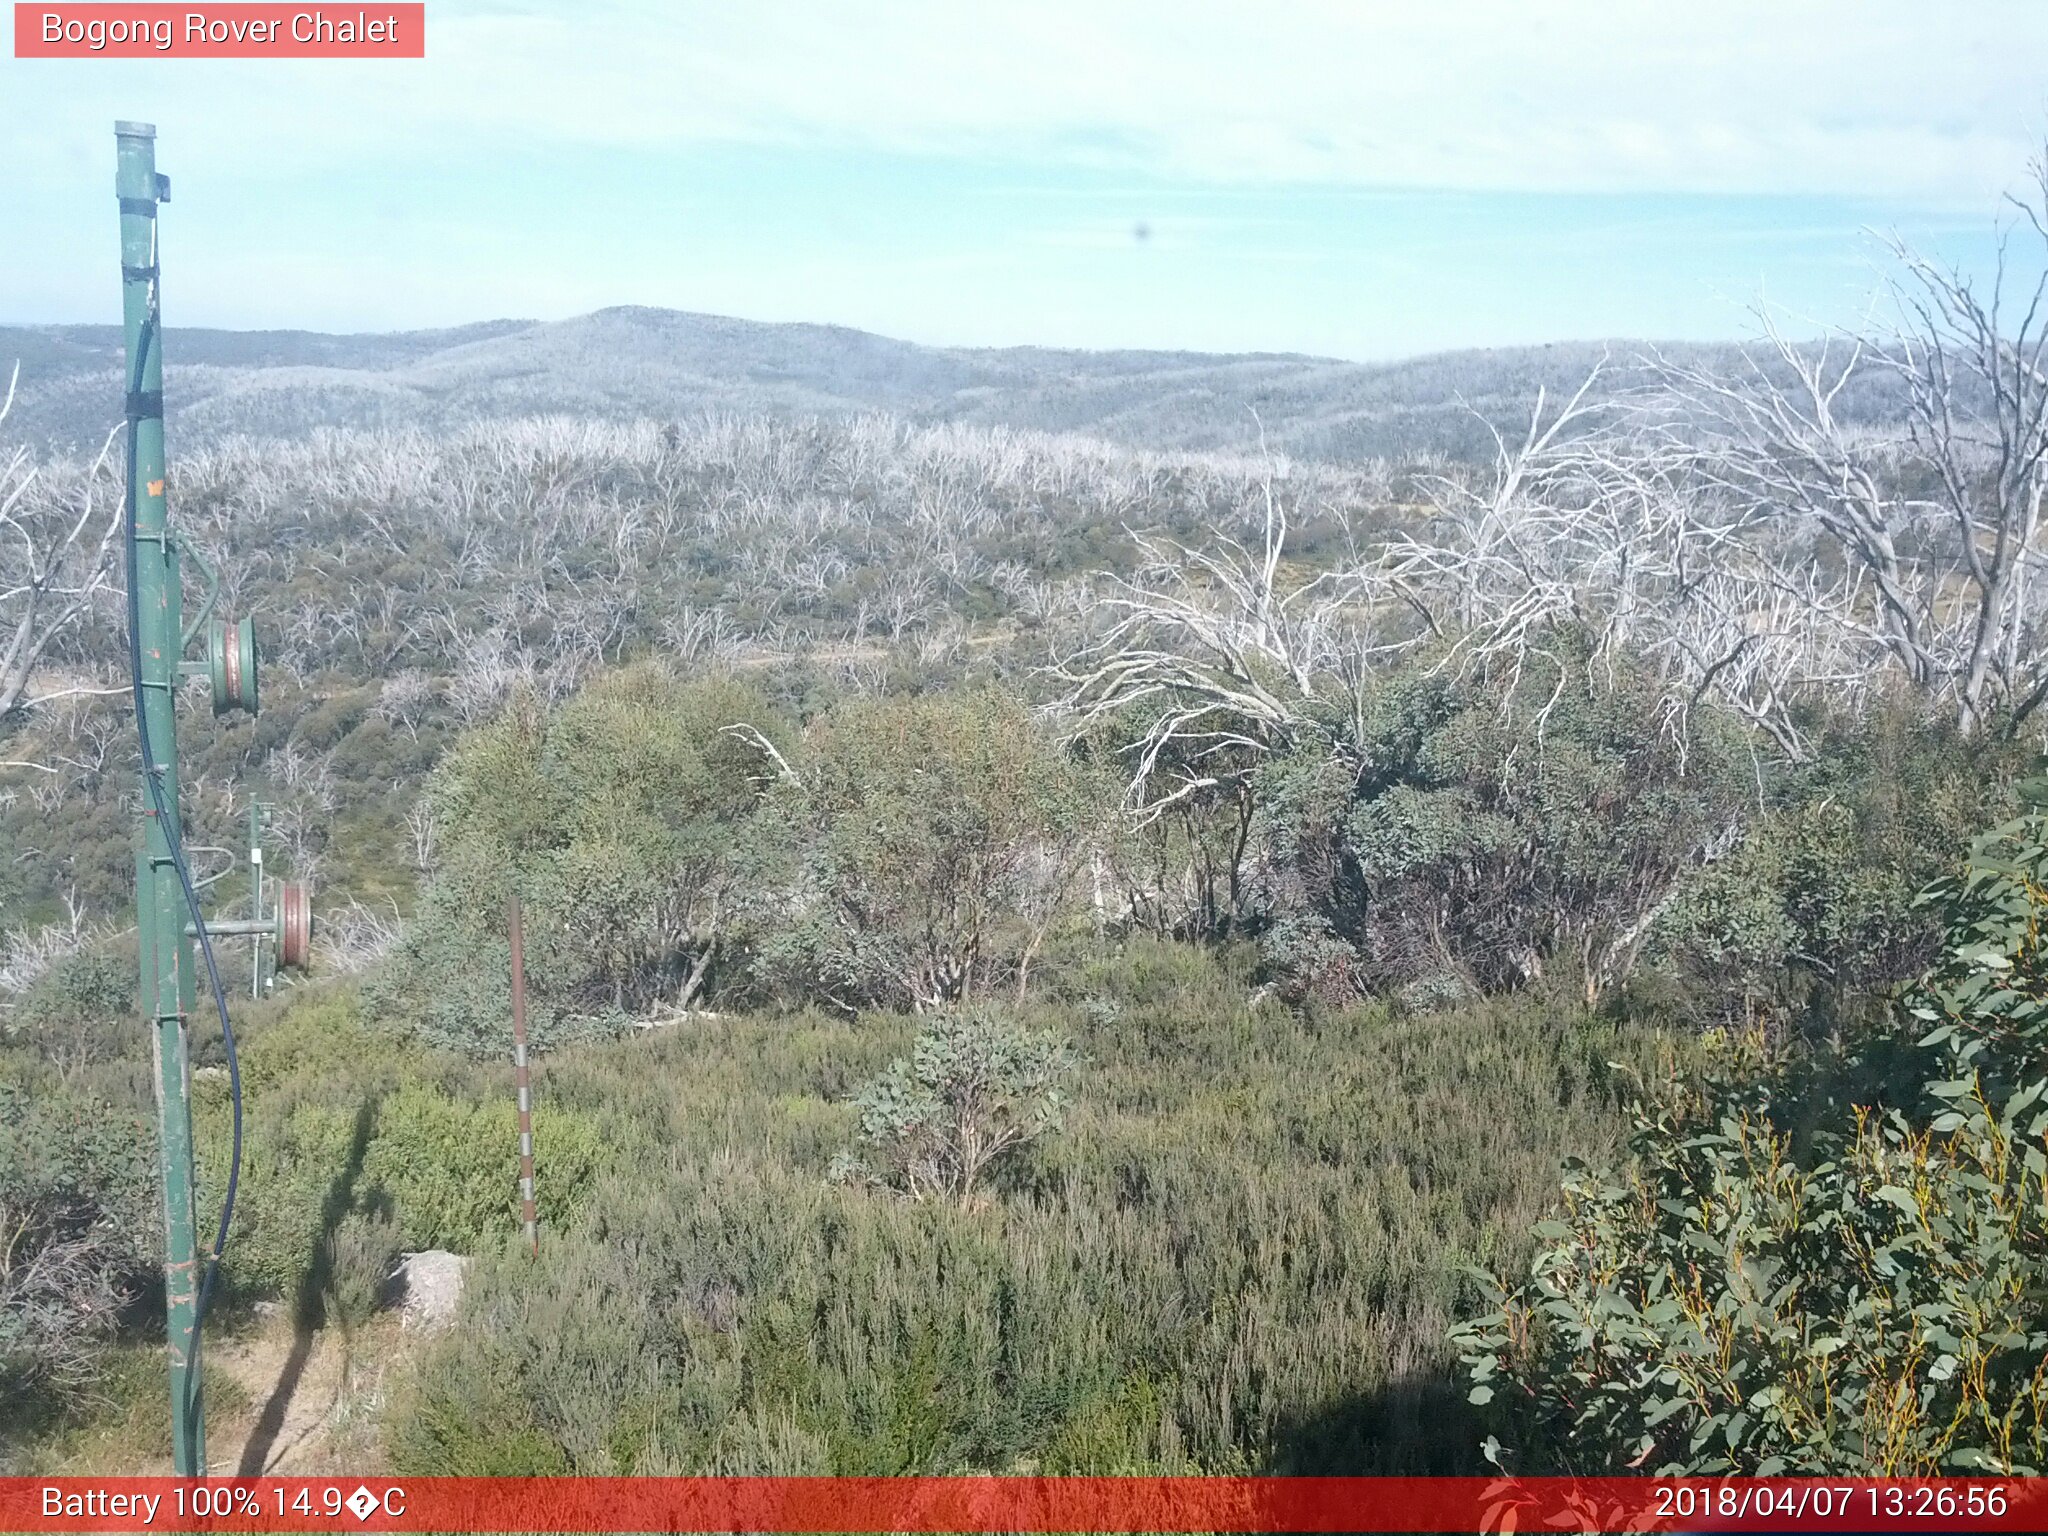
(123, 250, 244, 1341)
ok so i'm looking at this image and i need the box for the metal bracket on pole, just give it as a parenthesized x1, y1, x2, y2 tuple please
(176, 534, 220, 652)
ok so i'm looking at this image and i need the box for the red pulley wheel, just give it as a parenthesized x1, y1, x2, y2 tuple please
(277, 882, 313, 971)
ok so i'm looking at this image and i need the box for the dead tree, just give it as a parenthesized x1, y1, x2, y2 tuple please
(1052, 473, 1378, 819)
(1053, 370, 1718, 810)
(0, 367, 124, 741)
(1656, 155, 2048, 739)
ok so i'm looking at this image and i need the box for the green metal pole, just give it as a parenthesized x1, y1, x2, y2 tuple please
(117, 119, 206, 1478)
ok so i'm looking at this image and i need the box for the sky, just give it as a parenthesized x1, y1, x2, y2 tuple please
(4, 1, 2047, 359)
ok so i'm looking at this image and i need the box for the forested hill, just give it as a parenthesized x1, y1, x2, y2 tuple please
(2, 307, 1781, 462)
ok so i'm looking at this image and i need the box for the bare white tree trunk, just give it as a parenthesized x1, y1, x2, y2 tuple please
(0, 366, 124, 740)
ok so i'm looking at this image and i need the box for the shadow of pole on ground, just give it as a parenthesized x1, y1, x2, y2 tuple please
(234, 1097, 378, 1477)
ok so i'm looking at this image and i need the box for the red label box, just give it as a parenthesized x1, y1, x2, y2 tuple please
(5, 1476, 2048, 1533)
(13, 4, 425, 57)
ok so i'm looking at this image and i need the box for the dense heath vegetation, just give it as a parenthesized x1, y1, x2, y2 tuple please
(7, 174, 2048, 1476)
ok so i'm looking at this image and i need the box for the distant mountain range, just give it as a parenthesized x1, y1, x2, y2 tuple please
(0, 306, 1856, 463)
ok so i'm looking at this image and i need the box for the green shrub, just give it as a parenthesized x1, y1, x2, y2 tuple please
(197, 1090, 372, 1306)
(387, 1323, 573, 1475)
(0, 1078, 153, 1408)
(362, 886, 581, 1057)
(231, 989, 413, 1092)
(830, 1006, 1077, 1205)
(372, 667, 788, 1052)
(1455, 780, 2048, 1475)
(321, 1207, 402, 1334)
(193, 994, 397, 1306)
(1252, 653, 1754, 1007)
(758, 692, 1109, 1012)
(1652, 706, 2027, 1030)
(363, 1082, 610, 1251)
(396, 977, 1663, 1477)
(192, 991, 610, 1309)
(4, 943, 137, 1077)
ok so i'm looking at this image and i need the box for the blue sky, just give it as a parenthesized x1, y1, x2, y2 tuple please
(3, 1, 2044, 358)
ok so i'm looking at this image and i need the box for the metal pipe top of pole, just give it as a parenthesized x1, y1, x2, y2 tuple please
(116, 123, 168, 209)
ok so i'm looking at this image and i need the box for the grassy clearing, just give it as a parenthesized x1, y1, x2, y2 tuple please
(390, 941, 1680, 1475)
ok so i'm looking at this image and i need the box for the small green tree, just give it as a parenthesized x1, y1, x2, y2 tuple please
(1254, 652, 1754, 1006)
(1075, 697, 1265, 942)
(762, 692, 1107, 1012)
(831, 1007, 1077, 1206)
(372, 667, 789, 1052)
(1454, 780, 2048, 1475)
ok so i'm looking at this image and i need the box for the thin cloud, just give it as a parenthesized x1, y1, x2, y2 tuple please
(6, 0, 2041, 199)
(2, 1, 2036, 349)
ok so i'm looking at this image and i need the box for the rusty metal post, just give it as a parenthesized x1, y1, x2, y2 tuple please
(508, 892, 538, 1256)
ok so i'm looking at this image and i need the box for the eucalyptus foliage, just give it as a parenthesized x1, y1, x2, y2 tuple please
(1251, 654, 1755, 1007)
(1456, 781, 2048, 1475)
(830, 1007, 1077, 1205)
(371, 667, 786, 1053)
(759, 693, 1109, 1013)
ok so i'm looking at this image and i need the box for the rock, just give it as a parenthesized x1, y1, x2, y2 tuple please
(391, 1249, 470, 1332)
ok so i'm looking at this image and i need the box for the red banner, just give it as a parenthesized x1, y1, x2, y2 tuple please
(5, 1477, 2048, 1533)
(13, 5, 424, 58)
